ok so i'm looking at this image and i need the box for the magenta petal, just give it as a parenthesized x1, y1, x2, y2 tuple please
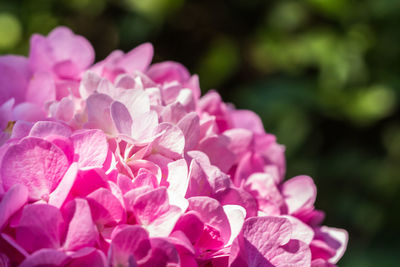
(282, 175, 317, 214)
(71, 169, 108, 197)
(111, 101, 133, 135)
(16, 204, 64, 252)
(68, 249, 107, 267)
(110, 225, 151, 266)
(173, 211, 204, 245)
(188, 196, 231, 244)
(63, 198, 98, 251)
(141, 238, 180, 267)
(152, 123, 185, 159)
(20, 249, 69, 267)
(71, 129, 108, 170)
(29, 121, 72, 138)
(1, 137, 69, 201)
(0, 184, 28, 230)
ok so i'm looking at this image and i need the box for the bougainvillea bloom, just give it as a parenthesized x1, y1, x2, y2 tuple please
(0, 27, 347, 267)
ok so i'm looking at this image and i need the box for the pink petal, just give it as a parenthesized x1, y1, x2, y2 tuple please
(1, 137, 69, 201)
(230, 109, 265, 134)
(68, 249, 107, 267)
(166, 159, 189, 197)
(183, 74, 201, 101)
(20, 249, 68, 267)
(26, 71, 56, 106)
(244, 172, 284, 215)
(16, 204, 64, 252)
(29, 121, 72, 138)
(0, 55, 29, 104)
(48, 163, 78, 208)
(216, 187, 258, 218)
(177, 112, 200, 151)
(147, 205, 183, 237)
(198, 135, 236, 173)
(79, 71, 101, 99)
(87, 188, 125, 226)
(269, 239, 311, 267)
(12, 102, 46, 122)
(229, 216, 289, 266)
(318, 226, 348, 264)
(223, 205, 246, 246)
(131, 111, 158, 141)
(9, 122, 32, 142)
(141, 238, 180, 267)
(147, 61, 190, 84)
(186, 159, 213, 197)
(222, 128, 253, 160)
(111, 101, 133, 135)
(133, 187, 169, 225)
(282, 175, 317, 214)
(71, 169, 108, 197)
(71, 129, 108, 170)
(188, 196, 231, 244)
(152, 123, 185, 159)
(47, 26, 94, 72)
(0, 184, 28, 230)
(116, 43, 154, 73)
(85, 93, 116, 134)
(283, 216, 314, 245)
(109, 225, 151, 266)
(48, 97, 75, 122)
(173, 211, 204, 245)
(63, 198, 98, 251)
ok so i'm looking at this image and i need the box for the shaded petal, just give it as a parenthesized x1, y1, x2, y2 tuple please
(16, 204, 64, 252)
(63, 198, 98, 251)
(140, 238, 180, 267)
(109, 225, 151, 266)
(0, 184, 28, 230)
(87, 188, 125, 226)
(20, 249, 68, 267)
(188, 196, 231, 244)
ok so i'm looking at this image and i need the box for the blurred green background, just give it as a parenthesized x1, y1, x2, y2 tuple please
(1, 0, 400, 265)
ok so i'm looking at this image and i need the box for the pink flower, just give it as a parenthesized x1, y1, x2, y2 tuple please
(0, 26, 347, 267)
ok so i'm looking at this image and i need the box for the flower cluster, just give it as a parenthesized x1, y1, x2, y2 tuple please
(0, 27, 347, 267)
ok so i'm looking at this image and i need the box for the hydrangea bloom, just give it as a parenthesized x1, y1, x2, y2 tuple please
(0, 27, 348, 267)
